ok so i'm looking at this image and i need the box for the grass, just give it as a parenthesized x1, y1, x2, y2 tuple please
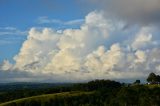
(0, 91, 93, 106)
(144, 84, 160, 88)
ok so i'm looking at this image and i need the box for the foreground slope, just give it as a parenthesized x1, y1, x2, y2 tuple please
(0, 91, 93, 106)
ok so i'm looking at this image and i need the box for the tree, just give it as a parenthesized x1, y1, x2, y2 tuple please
(134, 80, 140, 84)
(147, 72, 157, 83)
(156, 75, 160, 83)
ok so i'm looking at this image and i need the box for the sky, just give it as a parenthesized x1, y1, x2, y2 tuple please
(0, 0, 88, 62)
(1, 0, 160, 82)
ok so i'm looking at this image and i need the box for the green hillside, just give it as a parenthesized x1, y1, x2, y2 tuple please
(0, 91, 93, 106)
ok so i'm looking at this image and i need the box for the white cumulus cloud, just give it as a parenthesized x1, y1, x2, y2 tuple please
(1, 11, 160, 82)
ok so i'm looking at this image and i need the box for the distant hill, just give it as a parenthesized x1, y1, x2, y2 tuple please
(0, 82, 73, 91)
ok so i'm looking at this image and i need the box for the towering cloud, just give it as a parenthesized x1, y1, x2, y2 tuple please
(1, 10, 160, 82)
(13, 11, 112, 75)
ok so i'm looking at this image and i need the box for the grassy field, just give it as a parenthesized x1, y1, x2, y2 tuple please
(145, 84, 160, 88)
(0, 91, 93, 106)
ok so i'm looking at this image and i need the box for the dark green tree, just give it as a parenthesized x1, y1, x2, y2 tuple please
(156, 75, 160, 83)
(147, 72, 157, 83)
(134, 80, 140, 84)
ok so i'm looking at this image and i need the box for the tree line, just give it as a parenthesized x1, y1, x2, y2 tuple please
(147, 72, 160, 84)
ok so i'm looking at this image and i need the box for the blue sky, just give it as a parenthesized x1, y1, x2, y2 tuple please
(0, 0, 89, 62)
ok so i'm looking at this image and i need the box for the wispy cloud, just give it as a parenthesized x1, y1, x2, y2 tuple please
(37, 16, 84, 26)
(0, 27, 27, 45)
(0, 27, 17, 30)
(0, 27, 27, 36)
(65, 19, 84, 25)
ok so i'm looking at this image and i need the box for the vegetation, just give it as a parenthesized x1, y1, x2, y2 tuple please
(147, 72, 160, 83)
(0, 92, 94, 106)
(0, 84, 72, 104)
(134, 80, 141, 85)
(1, 73, 160, 105)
